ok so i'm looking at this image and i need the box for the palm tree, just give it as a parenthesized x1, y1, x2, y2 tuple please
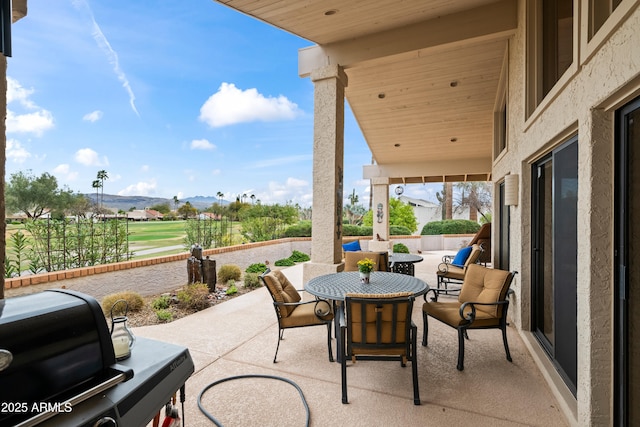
(250, 194, 256, 205)
(216, 192, 224, 204)
(97, 170, 108, 209)
(91, 180, 101, 212)
(173, 195, 180, 211)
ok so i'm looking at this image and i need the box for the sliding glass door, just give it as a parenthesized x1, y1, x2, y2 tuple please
(615, 97, 640, 426)
(532, 137, 578, 394)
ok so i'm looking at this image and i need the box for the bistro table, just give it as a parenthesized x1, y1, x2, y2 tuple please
(305, 271, 429, 361)
(389, 253, 424, 276)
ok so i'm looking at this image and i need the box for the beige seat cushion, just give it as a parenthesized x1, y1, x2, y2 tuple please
(262, 270, 301, 317)
(344, 251, 389, 272)
(279, 302, 333, 328)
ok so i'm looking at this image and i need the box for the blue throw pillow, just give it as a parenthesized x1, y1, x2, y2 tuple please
(451, 246, 473, 267)
(342, 240, 361, 252)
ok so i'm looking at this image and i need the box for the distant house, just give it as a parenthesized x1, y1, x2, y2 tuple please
(197, 212, 221, 220)
(127, 209, 163, 221)
(398, 195, 472, 233)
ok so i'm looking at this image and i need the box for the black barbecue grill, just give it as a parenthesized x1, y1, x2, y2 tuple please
(0, 289, 194, 427)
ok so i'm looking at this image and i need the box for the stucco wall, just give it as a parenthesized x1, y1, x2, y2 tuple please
(493, 1, 640, 425)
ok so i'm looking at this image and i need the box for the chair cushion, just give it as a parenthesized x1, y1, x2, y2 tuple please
(437, 265, 466, 280)
(458, 264, 513, 317)
(423, 301, 500, 328)
(280, 302, 333, 328)
(262, 271, 301, 317)
(451, 246, 473, 267)
(342, 240, 361, 252)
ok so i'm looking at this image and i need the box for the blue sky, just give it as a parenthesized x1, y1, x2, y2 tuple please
(6, 0, 438, 208)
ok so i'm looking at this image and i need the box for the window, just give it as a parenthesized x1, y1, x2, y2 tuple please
(542, 0, 574, 98)
(527, 0, 575, 113)
(590, 0, 622, 38)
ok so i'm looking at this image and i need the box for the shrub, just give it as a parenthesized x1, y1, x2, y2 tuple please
(289, 250, 310, 262)
(246, 263, 268, 274)
(101, 291, 145, 315)
(390, 225, 412, 235)
(244, 272, 261, 288)
(343, 224, 373, 236)
(155, 309, 173, 322)
(151, 295, 171, 310)
(284, 221, 311, 237)
(393, 243, 410, 253)
(274, 258, 295, 267)
(421, 219, 481, 235)
(218, 264, 242, 283)
(177, 283, 211, 310)
(226, 280, 238, 295)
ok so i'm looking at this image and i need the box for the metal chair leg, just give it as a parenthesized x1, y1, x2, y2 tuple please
(457, 327, 465, 371)
(502, 325, 513, 362)
(327, 322, 334, 362)
(421, 311, 429, 346)
(273, 329, 284, 363)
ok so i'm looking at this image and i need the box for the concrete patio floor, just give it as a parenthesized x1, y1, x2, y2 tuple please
(135, 251, 568, 427)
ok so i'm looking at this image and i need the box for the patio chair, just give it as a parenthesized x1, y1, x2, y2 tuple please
(340, 292, 420, 405)
(422, 264, 516, 371)
(467, 222, 491, 264)
(343, 251, 390, 272)
(260, 269, 334, 363)
(435, 243, 483, 295)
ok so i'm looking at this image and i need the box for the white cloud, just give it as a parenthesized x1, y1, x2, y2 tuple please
(117, 179, 157, 196)
(53, 164, 78, 181)
(190, 139, 216, 150)
(199, 82, 301, 128)
(257, 177, 311, 205)
(6, 78, 55, 136)
(140, 165, 149, 172)
(83, 110, 103, 122)
(6, 139, 32, 163)
(74, 148, 109, 166)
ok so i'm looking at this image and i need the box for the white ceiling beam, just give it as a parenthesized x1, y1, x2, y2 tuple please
(363, 157, 492, 181)
(299, 0, 517, 77)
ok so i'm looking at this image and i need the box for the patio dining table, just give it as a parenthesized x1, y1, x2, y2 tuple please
(389, 253, 424, 276)
(305, 271, 429, 361)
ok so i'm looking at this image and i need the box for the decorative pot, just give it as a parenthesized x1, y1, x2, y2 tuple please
(359, 271, 370, 284)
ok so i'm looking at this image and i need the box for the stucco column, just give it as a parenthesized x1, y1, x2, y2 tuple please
(368, 177, 393, 252)
(303, 64, 348, 284)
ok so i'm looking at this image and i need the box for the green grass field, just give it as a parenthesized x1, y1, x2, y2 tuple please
(5, 220, 244, 262)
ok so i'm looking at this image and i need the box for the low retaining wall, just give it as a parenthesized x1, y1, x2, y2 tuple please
(4, 238, 312, 300)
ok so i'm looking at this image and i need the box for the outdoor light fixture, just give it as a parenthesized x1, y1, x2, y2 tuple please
(504, 174, 519, 206)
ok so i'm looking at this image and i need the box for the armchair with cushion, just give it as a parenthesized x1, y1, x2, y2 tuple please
(260, 269, 334, 363)
(340, 292, 420, 405)
(422, 264, 516, 371)
(435, 243, 483, 294)
(343, 251, 390, 272)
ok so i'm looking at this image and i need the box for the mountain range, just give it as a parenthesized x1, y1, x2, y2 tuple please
(84, 194, 225, 211)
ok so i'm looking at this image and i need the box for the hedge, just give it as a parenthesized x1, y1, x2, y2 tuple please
(421, 219, 481, 235)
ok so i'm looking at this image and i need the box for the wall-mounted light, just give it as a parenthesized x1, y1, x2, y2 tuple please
(504, 174, 519, 206)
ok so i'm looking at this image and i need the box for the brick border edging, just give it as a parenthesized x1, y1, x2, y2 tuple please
(4, 237, 312, 290)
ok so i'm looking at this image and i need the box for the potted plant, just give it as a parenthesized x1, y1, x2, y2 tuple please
(357, 258, 375, 284)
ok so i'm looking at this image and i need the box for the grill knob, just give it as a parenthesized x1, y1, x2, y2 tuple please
(94, 417, 117, 427)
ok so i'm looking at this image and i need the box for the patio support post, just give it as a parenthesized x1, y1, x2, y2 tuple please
(303, 64, 348, 284)
(368, 177, 393, 252)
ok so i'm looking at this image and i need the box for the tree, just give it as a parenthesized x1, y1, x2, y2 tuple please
(96, 170, 109, 209)
(173, 196, 180, 211)
(362, 197, 418, 233)
(6, 171, 70, 219)
(92, 180, 101, 209)
(436, 182, 454, 220)
(177, 202, 197, 219)
(149, 203, 171, 214)
(454, 182, 492, 222)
